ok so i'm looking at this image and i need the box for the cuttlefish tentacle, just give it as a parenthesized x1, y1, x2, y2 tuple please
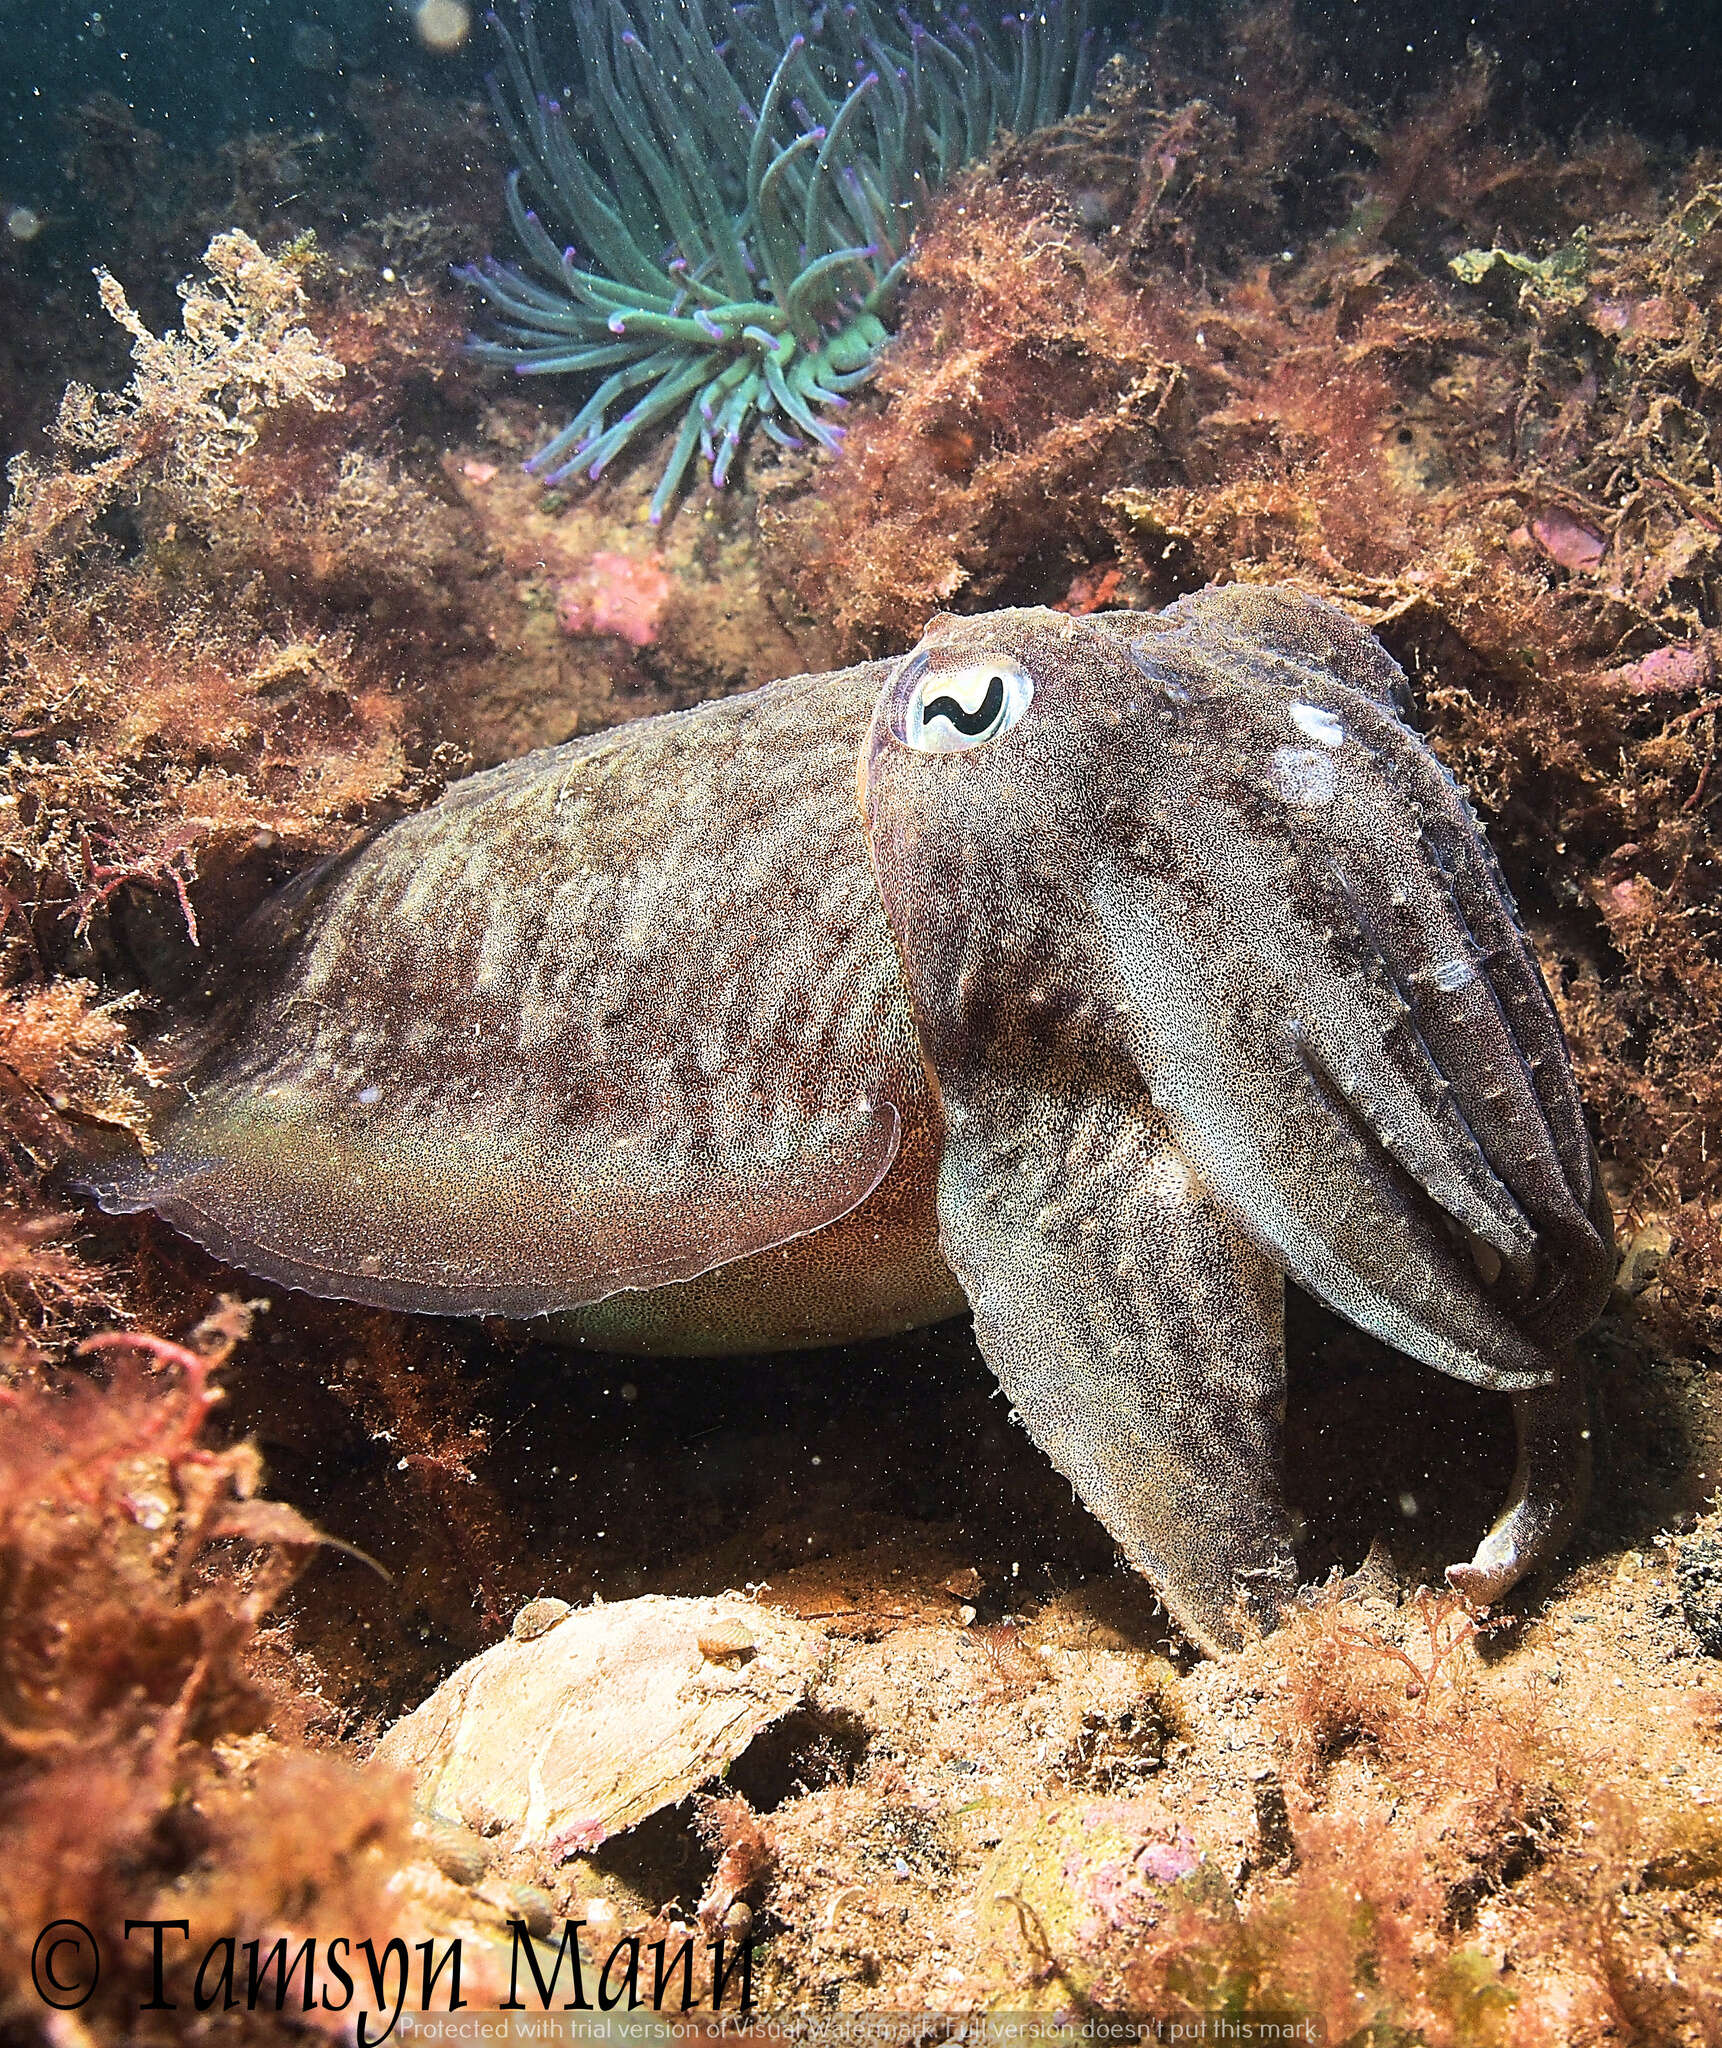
(1448, 1369, 1594, 1604)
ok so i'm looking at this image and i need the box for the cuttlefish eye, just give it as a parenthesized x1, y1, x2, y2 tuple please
(895, 652, 1034, 754)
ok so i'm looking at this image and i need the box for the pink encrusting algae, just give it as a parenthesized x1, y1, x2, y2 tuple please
(554, 550, 674, 647)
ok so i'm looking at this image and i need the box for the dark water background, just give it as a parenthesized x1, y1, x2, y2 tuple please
(3, 0, 1719, 207)
(0, 0, 481, 184)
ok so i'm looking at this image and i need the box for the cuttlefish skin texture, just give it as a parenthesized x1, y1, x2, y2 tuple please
(94, 585, 1615, 1655)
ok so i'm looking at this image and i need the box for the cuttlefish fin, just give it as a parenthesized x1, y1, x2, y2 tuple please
(90, 1096, 901, 1320)
(937, 1081, 1297, 1656)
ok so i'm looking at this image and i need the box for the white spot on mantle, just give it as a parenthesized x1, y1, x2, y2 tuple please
(1269, 746, 1337, 808)
(1289, 701, 1345, 748)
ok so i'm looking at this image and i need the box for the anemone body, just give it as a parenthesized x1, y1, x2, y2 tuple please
(459, 0, 1094, 521)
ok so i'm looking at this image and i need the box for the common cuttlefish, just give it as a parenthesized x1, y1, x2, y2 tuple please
(93, 585, 1616, 1654)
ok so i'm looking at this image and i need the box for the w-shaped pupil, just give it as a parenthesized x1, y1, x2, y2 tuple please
(925, 672, 1005, 737)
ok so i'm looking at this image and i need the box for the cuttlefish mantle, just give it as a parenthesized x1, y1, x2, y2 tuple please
(91, 584, 1616, 1655)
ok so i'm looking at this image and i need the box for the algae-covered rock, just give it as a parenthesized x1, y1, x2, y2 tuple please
(976, 1796, 1202, 2006)
(1678, 1516, 1722, 1658)
(1449, 232, 1590, 315)
(372, 1593, 824, 1855)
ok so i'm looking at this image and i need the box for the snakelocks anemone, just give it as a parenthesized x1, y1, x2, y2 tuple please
(458, 0, 1094, 521)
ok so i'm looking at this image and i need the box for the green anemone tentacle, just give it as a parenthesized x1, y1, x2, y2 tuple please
(460, 0, 1093, 523)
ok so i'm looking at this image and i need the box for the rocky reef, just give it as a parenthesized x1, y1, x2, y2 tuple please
(2, 2, 1722, 2038)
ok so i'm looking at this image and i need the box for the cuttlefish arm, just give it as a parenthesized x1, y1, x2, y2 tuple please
(1113, 588, 1613, 1611)
(1095, 587, 1613, 1380)
(939, 1068, 1297, 1656)
(860, 589, 1613, 1648)
(860, 614, 1298, 1650)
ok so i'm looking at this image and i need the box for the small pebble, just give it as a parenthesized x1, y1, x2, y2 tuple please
(697, 1615, 758, 1663)
(513, 1597, 572, 1641)
(509, 1887, 556, 1940)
